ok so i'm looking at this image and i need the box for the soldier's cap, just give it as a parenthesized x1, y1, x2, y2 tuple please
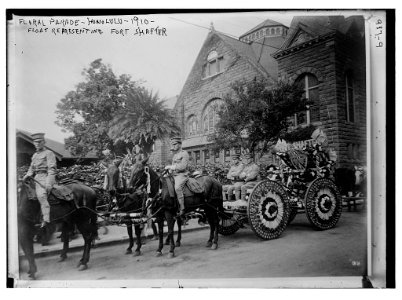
(170, 136, 182, 144)
(31, 133, 45, 141)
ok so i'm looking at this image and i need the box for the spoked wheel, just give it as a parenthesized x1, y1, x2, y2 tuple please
(218, 213, 242, 236)
(304, 178, 342, 230)
(247, 181, 290, 240)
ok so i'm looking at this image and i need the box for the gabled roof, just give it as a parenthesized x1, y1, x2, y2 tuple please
(17, 129, 98, 160)
(176, 28, 280, 112)
(280, 16, 343, 50)
(217, 32, 259, 64)
(216, 31, 279, 81)
(240, 18, 288, 38)
(273, 15, 365, 58)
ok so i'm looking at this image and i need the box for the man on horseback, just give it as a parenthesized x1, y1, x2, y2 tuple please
(23, 133, 57, 229)
(165, 136, 189, 216)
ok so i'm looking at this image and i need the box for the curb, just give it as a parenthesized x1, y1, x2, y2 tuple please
(27, 224, 209, 259)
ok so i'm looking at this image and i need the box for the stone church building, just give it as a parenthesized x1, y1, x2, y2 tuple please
(272, 15, 366, 168)
(173, 20, 289, 166)
(154, 15, 367, 169)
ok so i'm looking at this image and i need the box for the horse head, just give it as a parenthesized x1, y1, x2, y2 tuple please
(17, 178, 41, 223)
(126, 157, 162, 211)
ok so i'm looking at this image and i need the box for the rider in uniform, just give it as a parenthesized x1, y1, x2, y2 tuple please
(165, 136, 189, 216)
(23, 133, 57, 228)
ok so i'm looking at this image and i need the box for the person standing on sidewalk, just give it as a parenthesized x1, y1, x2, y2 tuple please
(23, 133, 57, 229)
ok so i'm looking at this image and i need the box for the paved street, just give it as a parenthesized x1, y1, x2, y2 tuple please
(15, 208, 367, 287)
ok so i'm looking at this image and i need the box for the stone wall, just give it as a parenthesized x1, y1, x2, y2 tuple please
(174, 32, 273, 165)
(275, 34, 366, 169)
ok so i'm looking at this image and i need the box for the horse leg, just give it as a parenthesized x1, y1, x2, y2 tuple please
(76, 221, 96, 271)
(58, 223, 70, 262)
(133, 224, 142, 256)
(205, 210, 214, 248)
(156, 217, 164, 256)
(166, 211, 176, 258)
(175, 216, 182, 247)
(20, 225, 37, 279)
(151, 220, 158, 240)
(211, 211, 219, 250)
(126, 223, 134, 254)
(164, 217, 170, 245)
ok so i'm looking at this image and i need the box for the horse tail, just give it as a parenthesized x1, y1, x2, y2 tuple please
(216, 179, 224, 216)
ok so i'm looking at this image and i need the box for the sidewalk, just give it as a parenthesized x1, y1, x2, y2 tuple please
(29, 219, 207, 258)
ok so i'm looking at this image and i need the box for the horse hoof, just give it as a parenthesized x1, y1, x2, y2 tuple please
(210, 243, 218, 250)
(125, 249, 132, 255)
(58, 256, 67, 262)
(133, 250, 141, 257)
(168, 252, 175, 259)
(156, 251, 162, 257)
(78, 264, 88, 271)
(206, 242, 212, 248)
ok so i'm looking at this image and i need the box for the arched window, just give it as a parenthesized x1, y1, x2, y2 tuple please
(276, 27, 281, 34)
(345, 72, 355, 122)
(202, 99, 224, 134)
(271, 28, 275, 35)
(294, 73, 320, 126)
(204, 50, 224, 78)
(186, 115, 198, 137)
(265, 28, 270, 35)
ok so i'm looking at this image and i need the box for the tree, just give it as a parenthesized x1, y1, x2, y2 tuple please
(55, 59, 179, 157)
(108, 88, 180, 156)
(211, 78, 307, 156)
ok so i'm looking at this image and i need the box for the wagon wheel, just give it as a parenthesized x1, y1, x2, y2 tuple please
(218, 213, 242, 236)
(304, 178, 342, 230)
(247, 181, 290, 240)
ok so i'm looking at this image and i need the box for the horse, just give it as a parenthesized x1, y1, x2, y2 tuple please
(106, 160, 161, 256)
(18, 177, 98, 279)
(129, 160, 224, 258)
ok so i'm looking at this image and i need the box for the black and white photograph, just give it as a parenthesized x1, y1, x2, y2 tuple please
(5, 7, 393, 289)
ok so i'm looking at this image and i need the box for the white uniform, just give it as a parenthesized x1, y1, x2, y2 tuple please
(25, 149, 57, 223)
(171, 150, 190, 212)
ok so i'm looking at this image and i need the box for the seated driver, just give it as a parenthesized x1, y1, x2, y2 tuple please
(223, 153, 244, 201)
(235, 152, 260, 202)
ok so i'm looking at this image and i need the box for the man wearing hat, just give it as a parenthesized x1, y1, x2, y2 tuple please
(23, 133, 57, 228)
(165, 136, 190, 215)
(234, 152, 260, 202)
(223, 153, 244, 201)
